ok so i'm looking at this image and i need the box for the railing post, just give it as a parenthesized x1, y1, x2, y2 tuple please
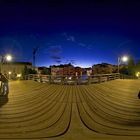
(40, 75, 42, 82)
(107, 75, 109, 81)
(61, 76, 64, 85)
(98, 75, 101, 83)
(88, 76, 91, 84)
(49, 75, 51, 84)
(119, 73, 120, 79)
(114, 74, 115, 79)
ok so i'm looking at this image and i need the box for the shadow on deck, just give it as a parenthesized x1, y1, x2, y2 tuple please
(0, 95, 9, 107)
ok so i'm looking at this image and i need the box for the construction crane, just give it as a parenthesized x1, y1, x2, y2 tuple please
(33, 47, 39, 69)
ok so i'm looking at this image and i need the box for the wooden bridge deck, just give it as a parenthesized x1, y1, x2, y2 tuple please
(0, 80, 140, 140)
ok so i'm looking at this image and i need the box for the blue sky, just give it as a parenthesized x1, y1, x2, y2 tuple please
(0, 0, 140, 67)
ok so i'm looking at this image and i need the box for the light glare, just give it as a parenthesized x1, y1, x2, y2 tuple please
(8, 71, 12, 75)
(17, 74, 21, 78)
(121, 56, 128, 62)
(6, 55, 12, 61)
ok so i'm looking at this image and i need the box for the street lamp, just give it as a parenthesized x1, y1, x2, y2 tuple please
(0, 54, 13, 73)
(118, 55, 128, 73)
(6, 55, 12, 61)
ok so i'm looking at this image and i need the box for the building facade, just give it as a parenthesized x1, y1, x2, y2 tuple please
(0, 62, 32, 79)
(92, 63, 114, 74)
(51, 64, 79, 76)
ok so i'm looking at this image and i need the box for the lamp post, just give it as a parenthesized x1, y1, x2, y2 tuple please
(118, 56, 128, 73)
(0, 54, 12, 73)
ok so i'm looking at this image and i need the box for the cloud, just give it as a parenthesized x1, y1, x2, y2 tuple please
(70, 59, 76, 65)
(64, 59, 76, 65)
(49, 45, 62, 54)
(51, 56, 61, 60)
(42, 44, 62, 55)
(55, 60, 61, 63)
(67, 36, 75, 42)
(78, 43, 86, 47)
(78, 43, 94, 50)
(87, 44, 93, 50)
(62, 32, 96, 51)
(51, 55, 62, 64)
(118, 40, 132, 48)
(62, 32, 75, 42)
(48, 45, 62, 63)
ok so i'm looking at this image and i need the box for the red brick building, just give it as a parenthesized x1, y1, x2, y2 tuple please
(51, 64, 83, 76)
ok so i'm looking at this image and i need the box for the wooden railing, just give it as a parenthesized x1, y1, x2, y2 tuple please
(120, 74, 137, 80)
(25, 73, 121, 85)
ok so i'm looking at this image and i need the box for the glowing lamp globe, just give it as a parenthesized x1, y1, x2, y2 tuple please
(6, 55, 12, 61)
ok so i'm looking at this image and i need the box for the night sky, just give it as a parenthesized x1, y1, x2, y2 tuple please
(0, 0, 140, 68)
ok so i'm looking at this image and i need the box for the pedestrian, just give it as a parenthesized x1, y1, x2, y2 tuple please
(0, 73, 9, 96)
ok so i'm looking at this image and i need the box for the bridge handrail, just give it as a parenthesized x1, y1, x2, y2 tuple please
(25, 73, 122, 85)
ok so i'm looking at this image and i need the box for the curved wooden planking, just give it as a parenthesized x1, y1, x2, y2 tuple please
(0, 80, 140, 139)
(77, 80, 140, 136)
(0, 81, 72, 139)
